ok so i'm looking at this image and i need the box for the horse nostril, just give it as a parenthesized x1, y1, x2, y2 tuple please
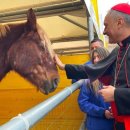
(53, 78, 59, 89)
(40, 78, 59, 94)
(39, 81, 50, 94)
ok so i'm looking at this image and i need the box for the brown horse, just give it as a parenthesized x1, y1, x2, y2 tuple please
(0, 9, 59, 94)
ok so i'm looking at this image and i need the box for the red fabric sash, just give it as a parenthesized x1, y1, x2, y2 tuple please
(99, 75, 112, 85)
(99, 73, 130, 129)
(111, 102, 130, 130)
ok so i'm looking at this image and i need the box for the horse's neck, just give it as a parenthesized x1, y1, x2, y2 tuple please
(0, 23, 25, 80)
(0, 23, 26, 56)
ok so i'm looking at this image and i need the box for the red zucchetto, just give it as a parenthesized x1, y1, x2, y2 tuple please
(111, 3, 130, 15)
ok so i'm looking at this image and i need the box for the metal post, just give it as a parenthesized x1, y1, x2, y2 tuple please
(87, 16, 94, 44)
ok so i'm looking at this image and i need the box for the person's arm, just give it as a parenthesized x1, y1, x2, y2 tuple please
(54, 54, 65, 70)
(65, 64, 88, 79)
(54, 54, 115, 81)
(78, 81, 106, 118)
(71, 61, 92, 84)
(54, 54, 88, 79)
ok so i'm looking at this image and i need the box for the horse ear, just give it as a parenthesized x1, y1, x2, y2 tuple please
(26, 8, 37, 31)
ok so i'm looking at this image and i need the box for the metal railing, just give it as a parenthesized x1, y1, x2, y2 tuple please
(0, 80, 84, 130)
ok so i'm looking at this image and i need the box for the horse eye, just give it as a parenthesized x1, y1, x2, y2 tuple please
(39, 43, 45, 51)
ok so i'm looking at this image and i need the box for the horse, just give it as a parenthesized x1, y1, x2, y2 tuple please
(0, 9, 59, 94)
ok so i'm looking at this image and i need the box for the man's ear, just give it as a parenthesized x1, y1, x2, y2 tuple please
(117, 17, 124, 28)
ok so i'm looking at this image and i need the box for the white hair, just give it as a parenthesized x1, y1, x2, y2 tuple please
(109, 10, 130, 26)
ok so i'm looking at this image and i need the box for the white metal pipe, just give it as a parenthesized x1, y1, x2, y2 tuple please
(0, 79, 84, 130)
(88, 16, 94, 42)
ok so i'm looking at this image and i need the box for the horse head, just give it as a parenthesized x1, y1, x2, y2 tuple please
(2, 9, 60, 94)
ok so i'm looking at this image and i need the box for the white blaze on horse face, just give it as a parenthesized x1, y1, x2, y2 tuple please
(37, 24, 54, 59)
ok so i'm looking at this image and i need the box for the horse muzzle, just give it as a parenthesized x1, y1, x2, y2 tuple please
(39, 78, 59, 94)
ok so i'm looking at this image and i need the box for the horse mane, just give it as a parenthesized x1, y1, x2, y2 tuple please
(0, 24, 10, 38)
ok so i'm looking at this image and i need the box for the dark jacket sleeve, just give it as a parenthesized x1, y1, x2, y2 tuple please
(65, 47, 118, 82)
(114, 88, 130, 115)
(65, 64, 88, 79)
(71, 61, 92, 83)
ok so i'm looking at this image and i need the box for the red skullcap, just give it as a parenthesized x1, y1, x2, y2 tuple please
(111, 3, 130, 15)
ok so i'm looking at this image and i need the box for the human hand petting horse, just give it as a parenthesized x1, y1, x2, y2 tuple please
(54, 54, 65, 70)
(0, 9, 59, 94)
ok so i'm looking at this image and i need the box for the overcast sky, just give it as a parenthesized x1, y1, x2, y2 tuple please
(98, 0, 130, 33)
(98, 0, 130, 20)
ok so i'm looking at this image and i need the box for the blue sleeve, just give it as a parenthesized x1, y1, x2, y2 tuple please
(78, 81, 105, 118)
(84, 61, 92, 65)
(71, 79, 78, 84)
